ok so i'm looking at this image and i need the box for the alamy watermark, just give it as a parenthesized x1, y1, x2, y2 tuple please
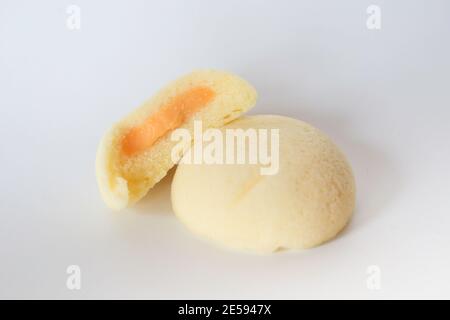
(66, 5, 81, 30)
(366, 5, 381, 30)
(366, 265, 381, 290)
(66, 265, 81, 290)
(171, 120, 280, 176)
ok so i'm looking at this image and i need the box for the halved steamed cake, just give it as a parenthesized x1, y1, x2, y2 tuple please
(96, 70, 257, 210)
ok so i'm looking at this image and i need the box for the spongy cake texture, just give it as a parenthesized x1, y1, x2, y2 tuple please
(96, 70, 257, 210)
(171, 115, 356, 253)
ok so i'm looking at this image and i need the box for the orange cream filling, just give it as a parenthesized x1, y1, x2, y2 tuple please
(121, 86, 215, 156)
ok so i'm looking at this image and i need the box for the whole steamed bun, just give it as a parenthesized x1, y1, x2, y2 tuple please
(171, 115, 356, 253)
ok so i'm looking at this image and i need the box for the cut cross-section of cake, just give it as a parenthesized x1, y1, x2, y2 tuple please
(96, 70, 257, 210)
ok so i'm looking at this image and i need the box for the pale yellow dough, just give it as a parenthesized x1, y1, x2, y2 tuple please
(96, 70, 257, 210)
(171, 115, 356, 253)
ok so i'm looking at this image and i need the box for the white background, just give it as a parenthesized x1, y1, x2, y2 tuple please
(1, 0, 449, 299)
